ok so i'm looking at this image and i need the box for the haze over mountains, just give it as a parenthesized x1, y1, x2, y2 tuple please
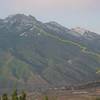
(0, 14, 100, 90)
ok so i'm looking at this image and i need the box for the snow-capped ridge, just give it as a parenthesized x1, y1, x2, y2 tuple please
(71, 27, 89, 35)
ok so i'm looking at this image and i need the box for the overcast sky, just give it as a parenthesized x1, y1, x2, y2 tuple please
(0, 0, 100, 33)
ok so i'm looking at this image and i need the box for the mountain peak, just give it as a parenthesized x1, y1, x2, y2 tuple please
(6, 14, 35, 19)
(71, 27, 99, 40)
(0, 14, 100, 90)
(71, 27, 89, 35)
(46, 21, 65, 28)
(5, 14, 37, 24)
(6, 14, 28, 20)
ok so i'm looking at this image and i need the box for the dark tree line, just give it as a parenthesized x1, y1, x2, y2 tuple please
(1, 89, 26, 100)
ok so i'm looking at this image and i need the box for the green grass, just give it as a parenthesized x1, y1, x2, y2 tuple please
(0, 55, 35, 82)
(39, 29, 100, 59)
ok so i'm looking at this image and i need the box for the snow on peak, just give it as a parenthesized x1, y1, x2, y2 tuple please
(71, 27, 89, 35)
(5, 14, 37, 25)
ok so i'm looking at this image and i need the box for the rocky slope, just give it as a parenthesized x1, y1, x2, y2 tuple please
(0, 14, 100, 90)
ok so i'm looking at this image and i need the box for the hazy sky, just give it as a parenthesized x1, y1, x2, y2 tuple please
(0, 0, 100, 33)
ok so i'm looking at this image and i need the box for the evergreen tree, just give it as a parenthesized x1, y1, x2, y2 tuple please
(12, 89, 18, 100)
(2, 93, 8, 100)
(44, 96, 48, 100)
(21, 91, 26, 100)
(19, 96, 22, 100)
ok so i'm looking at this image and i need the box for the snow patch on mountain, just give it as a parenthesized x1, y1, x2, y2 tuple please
(71, 27, 89, 35)
(20, 32, 27, 37)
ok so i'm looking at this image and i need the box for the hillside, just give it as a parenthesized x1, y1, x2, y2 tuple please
(0, 14, 100, 90)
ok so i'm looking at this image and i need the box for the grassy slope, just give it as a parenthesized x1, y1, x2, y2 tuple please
(40, 29, 100, 59)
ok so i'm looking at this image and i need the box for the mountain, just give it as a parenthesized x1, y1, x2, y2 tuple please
(0, 14, 100, 91)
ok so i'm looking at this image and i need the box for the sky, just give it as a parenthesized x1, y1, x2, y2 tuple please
(0, 0, 100, 33)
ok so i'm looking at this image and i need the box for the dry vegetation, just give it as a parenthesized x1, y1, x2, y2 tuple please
(31, 94, 100, 100)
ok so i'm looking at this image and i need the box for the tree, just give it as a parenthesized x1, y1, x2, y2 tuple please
(19, 96, 22, 100)
(12, 89, 18, 100)
(21, 91, 26, 100)
(44, 96, 48, 100)
(2, 93, 8, 100)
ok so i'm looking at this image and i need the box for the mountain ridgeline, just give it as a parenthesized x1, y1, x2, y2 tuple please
(0, 14, 100, 90)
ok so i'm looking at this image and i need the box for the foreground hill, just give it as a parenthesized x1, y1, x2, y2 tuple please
(0, 14, 100, 90)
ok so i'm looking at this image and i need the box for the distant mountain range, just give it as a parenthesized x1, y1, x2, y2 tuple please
(0, 14, 100, 90)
